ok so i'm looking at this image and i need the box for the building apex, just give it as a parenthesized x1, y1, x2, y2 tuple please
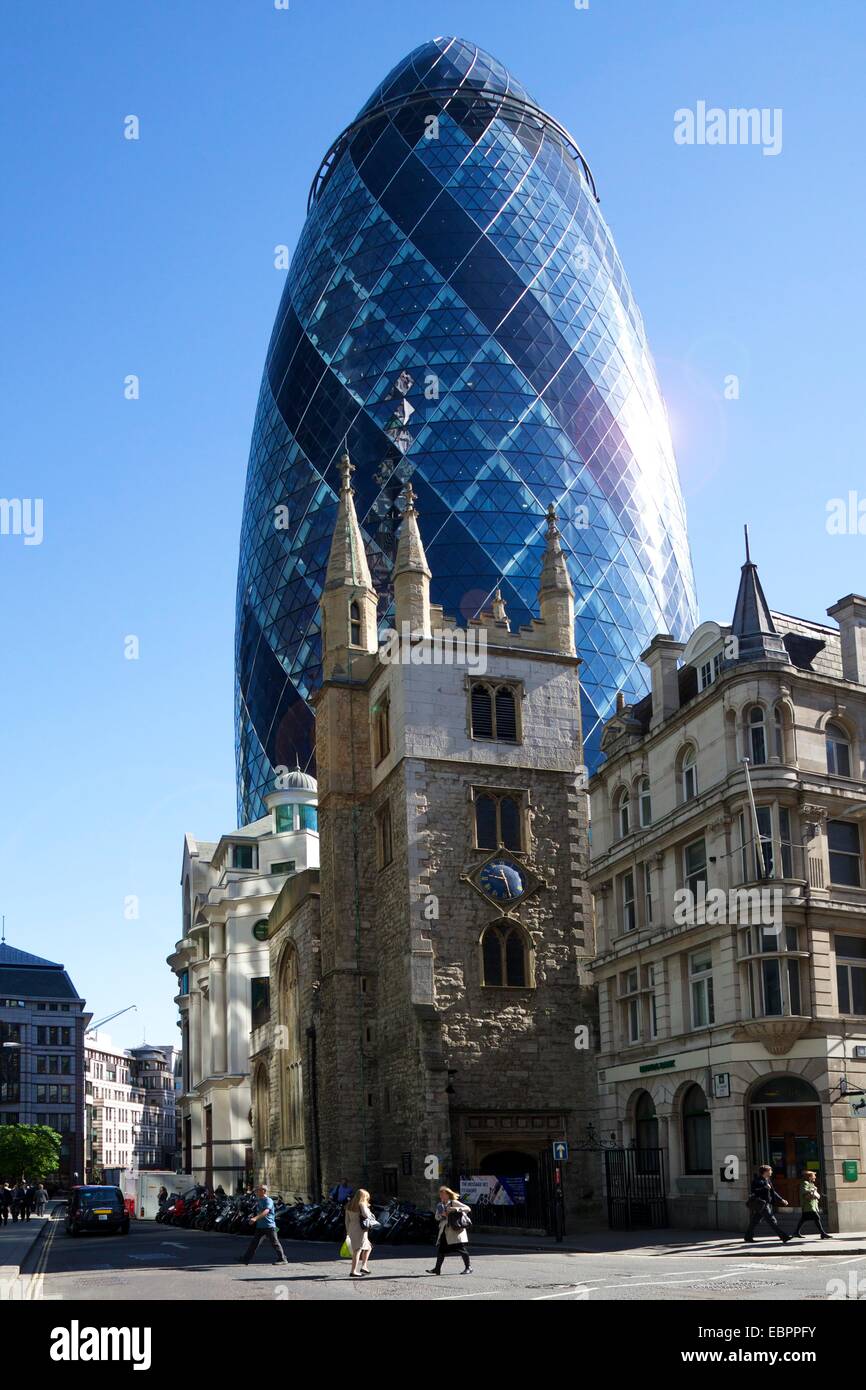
(539, 502, 574, 598)
(730, 528, 788, 664)
(394, 481, 431, 579)
(324, 449, 374, 594)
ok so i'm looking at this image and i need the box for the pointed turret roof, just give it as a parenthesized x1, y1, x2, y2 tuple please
(324, 451, 373, 592)
(730, 526, 788, 664)
(538, 503, 574, 597)
(394, 483, 431, 578)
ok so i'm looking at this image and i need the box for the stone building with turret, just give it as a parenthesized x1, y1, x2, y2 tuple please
(249, 455, 599, 1226)
(589, 537, 866, 1232)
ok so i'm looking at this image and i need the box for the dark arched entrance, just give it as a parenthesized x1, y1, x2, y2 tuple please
(471, 1149, 542, 1224)
(748, 1075, 823, 1207)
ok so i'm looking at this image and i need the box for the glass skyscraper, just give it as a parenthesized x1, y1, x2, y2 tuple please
(236, 35, 697, 824)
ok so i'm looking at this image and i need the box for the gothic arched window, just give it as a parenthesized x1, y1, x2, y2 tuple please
(278, 947, 303, 1147)
(481, 922, 530, 987)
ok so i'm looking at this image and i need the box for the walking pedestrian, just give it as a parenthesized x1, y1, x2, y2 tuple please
(0, 1182, 10, 1225)
(344, 1188, 375, 1278)
(241, 1185, 288, 1266)
(744, 1164, 791, 1243)
(793, 1170, 832, 1239)
(427, 1186, 473, 1275)
(34, 1183, 48, 1217)
(11, 1182, 26, 1223)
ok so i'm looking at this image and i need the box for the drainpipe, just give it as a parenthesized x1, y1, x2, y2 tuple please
(306, 1024, 322, 1200)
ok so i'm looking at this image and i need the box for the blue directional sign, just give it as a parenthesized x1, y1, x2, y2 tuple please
(552, 1141, 569, 1162)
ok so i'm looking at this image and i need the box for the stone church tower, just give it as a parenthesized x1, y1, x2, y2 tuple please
(253, 460, 599, 1222)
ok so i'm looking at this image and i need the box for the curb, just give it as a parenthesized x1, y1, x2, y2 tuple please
(0, 1217, 49, 1282)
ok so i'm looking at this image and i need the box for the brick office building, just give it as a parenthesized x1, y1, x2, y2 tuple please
(249, 456, 599, 1226)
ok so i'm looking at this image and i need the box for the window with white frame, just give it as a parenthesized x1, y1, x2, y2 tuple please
(689, 948, 715, 1027)
(615, 787, 631, 838)
(621, 870, 636, 933)
(826, 722, 852, 778)
(742, 924, 803, 1018)
(773, 705, 784, 759)
(639, 776, 652, 827)
(828, 820, 862, 887)
(641, 861, 653, 926)
(748, 706, 767, 765)
(681, 747, 698, 802)
(622, 968, 640, 1042)
(835, 934, 866, 1014)
(646, 962, 660, 1038)
(683, 837, 707, 897)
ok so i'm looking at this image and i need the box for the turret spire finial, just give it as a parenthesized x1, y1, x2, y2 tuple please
(339, 445, 354, 493)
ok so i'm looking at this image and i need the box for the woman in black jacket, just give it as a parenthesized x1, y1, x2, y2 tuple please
(744, 1165, 791, 1243)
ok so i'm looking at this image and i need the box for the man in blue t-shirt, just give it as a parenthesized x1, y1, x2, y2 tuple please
(241, 1185, 287, 1266)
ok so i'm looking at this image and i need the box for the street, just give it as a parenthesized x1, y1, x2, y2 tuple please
(14, 1214, 866, 1302)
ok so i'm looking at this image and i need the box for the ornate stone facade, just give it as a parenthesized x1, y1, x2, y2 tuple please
(590, 547, 866, 1232)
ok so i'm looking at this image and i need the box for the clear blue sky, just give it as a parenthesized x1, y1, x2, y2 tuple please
(2, 0, 864, 1049)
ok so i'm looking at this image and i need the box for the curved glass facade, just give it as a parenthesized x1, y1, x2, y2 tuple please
(236, 35, 697, 824)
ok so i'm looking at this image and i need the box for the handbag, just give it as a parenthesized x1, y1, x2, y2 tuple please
(447, 1207, 471, 1231)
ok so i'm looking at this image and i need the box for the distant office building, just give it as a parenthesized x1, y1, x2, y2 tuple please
(130, 1045, 178, 1171)
(85, 1035, 144, 1178)
(168, 773, 320, 1189)
(85, 1037, 179, 1178)
(0, 942, 89, 1186)
(235, 35, 697, 823)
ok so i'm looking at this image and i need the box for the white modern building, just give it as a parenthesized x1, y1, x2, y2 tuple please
(85, 1037, 178, 1177)
(589, 544, 866, 1232)
(167, 771, 320, 1190)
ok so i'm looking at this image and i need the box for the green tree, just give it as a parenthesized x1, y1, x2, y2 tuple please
(0, 1124, 62, 1181)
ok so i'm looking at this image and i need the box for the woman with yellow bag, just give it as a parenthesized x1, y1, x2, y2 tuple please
(343, 1187, 375, 1277)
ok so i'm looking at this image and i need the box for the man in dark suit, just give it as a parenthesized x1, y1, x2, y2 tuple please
(744, 1164, 792, 1242)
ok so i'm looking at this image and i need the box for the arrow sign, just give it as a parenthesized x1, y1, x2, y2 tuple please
(552, 1141, 569, 1161)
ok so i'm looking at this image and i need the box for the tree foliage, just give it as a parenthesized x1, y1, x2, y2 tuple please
(0, 1124, 62, 1181)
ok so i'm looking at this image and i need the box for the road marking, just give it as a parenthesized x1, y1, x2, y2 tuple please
(161, 1242, 187, 1249)
(433, 1289, 501, 1300)
(533, 1271, 756, 1300)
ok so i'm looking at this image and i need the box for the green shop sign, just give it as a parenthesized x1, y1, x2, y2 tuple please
(639, 1059, 676, 1074)
(843, 1160, 858, 1182)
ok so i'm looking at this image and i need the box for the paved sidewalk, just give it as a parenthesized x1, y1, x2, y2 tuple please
(469, 1225, 866, 1258)
(0, 1216, 49, 1283)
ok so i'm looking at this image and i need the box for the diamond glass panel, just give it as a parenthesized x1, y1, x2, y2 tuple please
(235, 36, 698, 823)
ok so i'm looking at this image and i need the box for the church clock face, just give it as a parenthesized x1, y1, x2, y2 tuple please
(478, 859, 527, 903)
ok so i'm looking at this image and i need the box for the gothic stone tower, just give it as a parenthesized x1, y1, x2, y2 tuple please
(311, 457, 599, 1220)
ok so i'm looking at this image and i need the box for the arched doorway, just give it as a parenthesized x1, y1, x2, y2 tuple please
(682, 1084, 712, 1175)
(634, 1090, 661, 1175)
(748, 1075, 823, 1206)
(477, 1148, 538, 1208)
